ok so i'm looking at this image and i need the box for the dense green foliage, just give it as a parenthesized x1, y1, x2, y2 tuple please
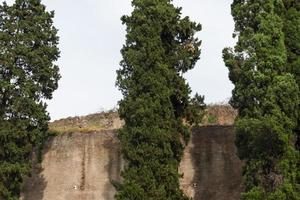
(115, 0, 203, 199)
(281, 0, 300, 194)
(281, 0, 300, 151)
(223, 0, 300, 199)
(0, 0, 60, 199)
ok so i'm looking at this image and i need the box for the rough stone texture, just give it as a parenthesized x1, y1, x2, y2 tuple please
(180, 126, 244, 200)
(21, 126, 243, 200)
(21, 131, 122, 200)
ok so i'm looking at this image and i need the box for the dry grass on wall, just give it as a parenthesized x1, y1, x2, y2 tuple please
(49, 104, 237, 134)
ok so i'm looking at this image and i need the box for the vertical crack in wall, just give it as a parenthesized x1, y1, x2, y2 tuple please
(80, 137, 86, 191)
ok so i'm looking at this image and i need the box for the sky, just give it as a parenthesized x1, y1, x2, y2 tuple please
(3, 0, 236, 121)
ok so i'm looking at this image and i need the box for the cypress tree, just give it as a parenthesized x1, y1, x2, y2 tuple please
(0, 0, 60, 199)
(223, 0, 300, 199)
(281, 0, 300, 150)
(281, 0, 300, 192)
(115, 0, 203, 199)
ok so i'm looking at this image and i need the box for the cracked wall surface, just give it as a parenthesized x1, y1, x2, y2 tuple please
(21, 126, 243, 200)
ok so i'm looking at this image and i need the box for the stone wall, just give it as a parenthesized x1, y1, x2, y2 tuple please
(21, 131, 122, 200)
(21, 126, 243, 200)
(179, 126, 243, 200)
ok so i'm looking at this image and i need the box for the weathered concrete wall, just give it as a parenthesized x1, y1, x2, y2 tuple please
(21, 131, 122, 200)
(179, 126, 243, 200)
(21, 126, 243, 200)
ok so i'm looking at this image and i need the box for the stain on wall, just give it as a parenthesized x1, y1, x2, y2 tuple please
(21, 126, 243, 200)
(21, 131, 122, 200)
(179, 126, 244, 200)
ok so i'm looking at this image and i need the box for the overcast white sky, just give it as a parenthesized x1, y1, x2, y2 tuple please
(3, 0, 235, 121)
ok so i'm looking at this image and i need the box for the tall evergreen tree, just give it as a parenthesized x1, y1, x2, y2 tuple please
(281, 0, 300, 192)
(115, 0, 203, 199)
(223, 0, 300, 199)
(0, 0, 60, 199)
(281, 0, 300, 150)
